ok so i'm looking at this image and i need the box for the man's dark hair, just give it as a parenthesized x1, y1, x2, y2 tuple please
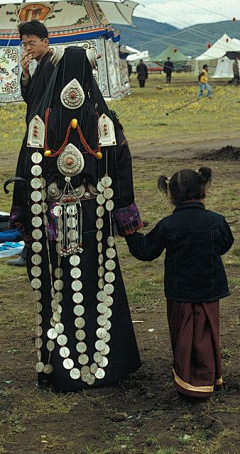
(203, 64, 208, 70)
(18, 20, 48, 39)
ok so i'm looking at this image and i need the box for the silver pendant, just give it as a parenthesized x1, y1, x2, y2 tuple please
(98, 114, 116, 148)
(60, 78, 85, 109)
(27, 115, 45, 148)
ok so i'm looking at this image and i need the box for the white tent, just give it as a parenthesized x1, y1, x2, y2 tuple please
(195, 33, 240, 75)
(212, 56, 234, 78)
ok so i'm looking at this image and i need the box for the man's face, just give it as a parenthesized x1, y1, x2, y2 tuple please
(21, 34, 49, 61)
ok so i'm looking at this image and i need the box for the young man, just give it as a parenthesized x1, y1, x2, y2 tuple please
(198, 64, 212, 99)
(8, 21, 55, 267)
(136, 59, 148, 87)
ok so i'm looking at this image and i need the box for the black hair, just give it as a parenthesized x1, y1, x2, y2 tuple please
(18, 20, 48, 40)
(203, 64, 208, 69)
(158, 167, 212, 206)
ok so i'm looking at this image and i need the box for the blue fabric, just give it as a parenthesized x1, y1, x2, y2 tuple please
(0, 228, 22, 243)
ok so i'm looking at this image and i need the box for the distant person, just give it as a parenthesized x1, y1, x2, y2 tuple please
(126, 167, 234, 400)
(136, 59, 148, 88)
(232, 57, 239, 84)
(127, 61, 132, 80)
(163, 57, 174, 84)
(198, 64, 212, 99)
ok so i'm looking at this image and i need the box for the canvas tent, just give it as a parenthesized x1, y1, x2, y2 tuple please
(152, 45, 187, 70)
(195, 33, 240, 76)
(0, 0, 138, 102)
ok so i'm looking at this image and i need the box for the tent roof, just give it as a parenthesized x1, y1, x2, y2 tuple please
(0, 0, 138, 45)
(196, 33, 240, 61)
(153, 46, 187, 62)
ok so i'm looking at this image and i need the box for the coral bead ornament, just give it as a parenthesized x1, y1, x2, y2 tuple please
(71, 119, 78, 129)
(44, 150, 52, 157)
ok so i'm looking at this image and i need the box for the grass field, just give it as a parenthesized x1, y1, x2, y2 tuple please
(0, 74, 240, 454)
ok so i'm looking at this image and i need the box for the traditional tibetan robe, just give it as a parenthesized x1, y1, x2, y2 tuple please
(9, 47, 142, 391)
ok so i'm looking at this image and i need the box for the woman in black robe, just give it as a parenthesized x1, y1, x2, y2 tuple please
(9, 46, 142, 391)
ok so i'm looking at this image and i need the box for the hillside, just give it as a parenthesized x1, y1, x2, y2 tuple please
(115, 17, 240, 57)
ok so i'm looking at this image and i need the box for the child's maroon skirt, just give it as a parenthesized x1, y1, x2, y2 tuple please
(167, 300, 223, 398)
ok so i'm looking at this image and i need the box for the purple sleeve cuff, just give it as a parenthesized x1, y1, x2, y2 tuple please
(114, 202, 143, 236)
(9, 205, 23, 229)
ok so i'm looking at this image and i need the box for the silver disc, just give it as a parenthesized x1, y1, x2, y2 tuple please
(36, 361, 44, 373)
(105, 308, 112, 319)
(43, 364, 53, 374)
(55, 322, 64, 334)
(31, 191, 42, 203)
(97, 242, 103, 253)
(63, 358, 74, 370)
(55, 292, 63, 303)
(32, 216, 42, 228)
(98, 266, 104, 278)
(96, 218, 104, 230)
(98, 278, 104, 290)
(99, 356, 108, 368)
(73, 293, 83, 304)
(74, 317, 85, 329)
(98, 254, 104, 266)
(96, 206, 105, 217)
(101, 344, 110, 355)
(93, 352, 103, 363)
(32, 229, 43, 240)
(73, 305, 85, 316)
(104, 284, 114, 295)
(97, 181, 104, 192)
(47, 328, 58, 339)
(106, 248, 116, 259)
(70, 268, 81, 279)
(69, 255, 81, 266)
(81, 366, 91, 381)
(103, 188, 114, 200)
(46, 340, 55, 352)
(101, 176, 112, 187)
(67, 205, 78, 215)
(97, 303, 108, 314)
(56, 231, 63, 242)
(31, 177, 42, 189)
(37, 351, 42, 361)
(35, 314, 42, 325)
(67, 230, 78, 241)
(95, 367, 105, 379)
(35, 338, 43, 348)
(95, 340, 106, 351)
(57, 305, 62, 314)
(97, 291, 107, 302)
(76, 341, 87, 353)
(96, 328, 107, 339)
(71, 280, 82, 292)
(105, 296, 113, 307)
(70, 368, 81, 380)
(31, 165, 42, 176)
(31, 278, 41, 289)
(103, 332, 111, 343)
(31, 152, 42, 164)
(53, 205, 63, 217)
(54, 279, 64, 291)
(31, 254, 42, 265)
(31, 203, 42, 215)
(57, 334, 68, 346)
(33, 289, 42, 301)
(96, 231, 103, 242)
(75, 329, 86, 341)
(105, 260, 116, 271)
(59, 347, 70, 358)
(41, 202, 48, 213)
(107, 236, 115, 247)
(41, 190, 47, 201)
(90, 362, 98, 374)
(105, 272, 115, 283)
(97, 315, 108, 326)
(104, 320, 112, 331)
(86, 374, 95, 385)
(78, 354, 89, 365)
(35, 326, 43, 337)
(67, 217, 77, 228)
(53, 312, 61, 322)
(106, 200, 114, 211)
(31, 266, 41, 277)
(54, 268, 63, 278)
(35, 302, 42, 313)
(96, 194, 105, 205)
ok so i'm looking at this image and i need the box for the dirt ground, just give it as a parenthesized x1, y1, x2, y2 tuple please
(1, 137, 240, 454)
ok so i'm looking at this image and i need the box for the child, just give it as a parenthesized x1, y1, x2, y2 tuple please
(126, 167, 234, 399)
